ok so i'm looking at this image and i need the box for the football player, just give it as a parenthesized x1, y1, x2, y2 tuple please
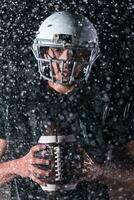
(0, 11, 133, 200)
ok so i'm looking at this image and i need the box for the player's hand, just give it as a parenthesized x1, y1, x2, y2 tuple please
(82, 150, 103, 181)
(14, 144, 49, 186)
(74, 146, 104, 183)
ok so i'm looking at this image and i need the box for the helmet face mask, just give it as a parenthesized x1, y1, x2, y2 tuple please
(32, 11, 99, 85)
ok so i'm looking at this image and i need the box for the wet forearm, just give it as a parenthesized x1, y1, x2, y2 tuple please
(0, 174, 16, 187)
(101, 164, 134, 191)
(0, 160, 19, 187)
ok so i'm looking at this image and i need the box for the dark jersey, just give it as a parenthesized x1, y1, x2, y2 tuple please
(0, 78, 133, 200)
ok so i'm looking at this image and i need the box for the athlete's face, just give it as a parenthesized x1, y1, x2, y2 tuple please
(44, 47, 89, 83)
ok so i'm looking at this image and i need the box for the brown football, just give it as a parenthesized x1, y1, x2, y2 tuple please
(35, 132, 83, 194)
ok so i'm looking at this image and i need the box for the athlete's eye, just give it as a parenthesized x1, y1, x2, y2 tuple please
(53, 48, 63, 53)
(47, 48, 64, 59)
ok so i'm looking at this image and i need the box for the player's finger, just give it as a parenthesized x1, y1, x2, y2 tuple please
(31, 158, 49, 165)
(30, 174, 46, 186)
(84, 160, 94, 167)
(30, 144, 46, 153)
(33, 168, 49, 177)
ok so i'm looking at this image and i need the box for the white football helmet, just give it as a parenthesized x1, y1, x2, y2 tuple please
(32, 11, 99, 85)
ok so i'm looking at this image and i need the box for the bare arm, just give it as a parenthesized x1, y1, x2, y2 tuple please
(82, 141, 134, 192)
(103, 141, 134, 200)
(0, 139, 16, 186)
(0, 139, 7, 158)
(101, 141, 134, 191)
(0, 139, 49, 187)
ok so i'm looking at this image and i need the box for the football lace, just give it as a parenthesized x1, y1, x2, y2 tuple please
(54, 146, 63, 181)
